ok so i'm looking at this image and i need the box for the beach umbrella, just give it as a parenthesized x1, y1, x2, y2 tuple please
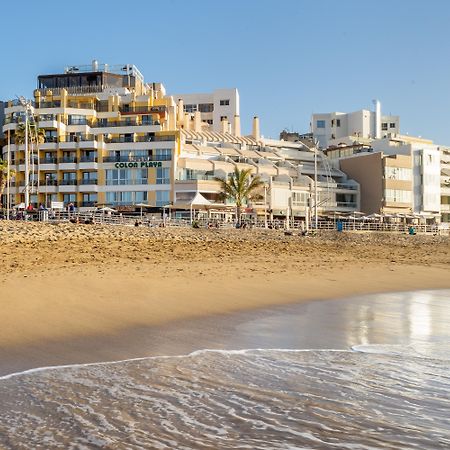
(135, 203, 153, 219)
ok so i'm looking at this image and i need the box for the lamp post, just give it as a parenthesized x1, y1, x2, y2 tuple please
(264, 184, 268, 229)
(45, 174, 49, 208)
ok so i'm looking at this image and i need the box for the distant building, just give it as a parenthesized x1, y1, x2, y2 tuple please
(312, 100, 400, 149)
(171, 89, 239, 134)
(1, 61, 359, 221)
(326, 134, 442, 221)
(440, 146, 450, 223)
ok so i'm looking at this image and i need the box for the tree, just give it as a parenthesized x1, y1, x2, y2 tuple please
(0, 159, 15, 207)
(14, 123, 46, 146)
(215, 167, 264, 225)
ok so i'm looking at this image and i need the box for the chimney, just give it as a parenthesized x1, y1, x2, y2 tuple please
(233, 115, 241, 137)
(177, 99, 184, 127)
(373, 99, 381, 139)
(194, 111, 202, 132)
(184, 112, 191, 131)
(221, 117, 229, 134)
(252, 116, 260, 140)
(92, 59, 98, 71)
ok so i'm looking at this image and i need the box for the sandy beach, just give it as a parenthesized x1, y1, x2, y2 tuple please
(0, 222, 449, 374)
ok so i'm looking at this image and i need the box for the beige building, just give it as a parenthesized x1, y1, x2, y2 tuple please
(337, 151, 413, 215)
(441, 146, 450, 223)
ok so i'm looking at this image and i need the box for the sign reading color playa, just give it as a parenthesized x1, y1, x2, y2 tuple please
(114, 162, 163, 169)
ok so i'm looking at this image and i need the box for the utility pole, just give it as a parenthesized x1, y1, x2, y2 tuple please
(314, 142, 318, 229)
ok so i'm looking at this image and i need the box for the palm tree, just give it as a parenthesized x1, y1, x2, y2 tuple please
(0, 159, 15, 208)
(215, 167, 264, 225)
(14, 123, 46, 146)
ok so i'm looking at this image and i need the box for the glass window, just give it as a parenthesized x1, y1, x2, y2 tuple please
(336, 119, 341, 127)
(385, 167, 412, 181)
(385, 189, 412, 203)
(156, 190, 170, 207)
(157, 167, 170, 184)
(135, 191, 148, 203)
(316, 120, 325, 129)
(381, 123, 388, 131)
(198, 103, 214, 112)
(155, 149, 171, 161)
(184, 104, 197, 113)
(219, 99, 230, 106)
(105, 169, 132, 185)
(135, 169, 148, 185)
(390, 122, 396, 128)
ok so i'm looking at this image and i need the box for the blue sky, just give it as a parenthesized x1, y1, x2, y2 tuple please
(2, 0, 449, 144)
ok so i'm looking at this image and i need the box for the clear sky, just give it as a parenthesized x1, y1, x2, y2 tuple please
(1, 0, 449, 144)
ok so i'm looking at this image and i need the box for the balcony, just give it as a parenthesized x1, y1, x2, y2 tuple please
(79, 156, 97, 162)
(67, 102, 95, 110)
(40, 157, 58, 164)
(59, 157, 77, 164)
(80, 201, 97, 207)
(37, 101, 61, 109)
(80, 179, 98, 185)
(119, 105, 166, 114)
(42, 179, 58, 186)
(102, 155, 171, 163)
(61, 179, 78, 186)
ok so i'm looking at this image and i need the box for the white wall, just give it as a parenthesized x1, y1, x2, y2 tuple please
(172, 88, 239, 134)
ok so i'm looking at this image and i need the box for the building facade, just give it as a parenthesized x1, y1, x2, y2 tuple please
(172, 89, 239, 134)
(1, 62, 360, 222)
(440, 146, 450, 223)
(312, 100, 400, 149)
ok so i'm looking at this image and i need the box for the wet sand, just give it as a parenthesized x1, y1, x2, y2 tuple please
(0, 222, 449, 375)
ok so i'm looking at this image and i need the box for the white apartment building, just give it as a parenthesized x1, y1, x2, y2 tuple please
(312, 100, 400, 149)
(171, 88, 239, 134)
(439, 146, 450, 222)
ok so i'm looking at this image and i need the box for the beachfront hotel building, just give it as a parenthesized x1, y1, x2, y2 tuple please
(1, 61, 360, 220)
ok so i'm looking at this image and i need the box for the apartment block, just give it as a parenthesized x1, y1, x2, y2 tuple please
(312, 100, 400, 149)
(440, 146, 450, 222)
(172, 89, 239, 134)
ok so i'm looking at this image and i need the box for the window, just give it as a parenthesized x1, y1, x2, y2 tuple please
(390, 122, 396, 128)
(155, 148, 172, 161)
(385, 189, 412, 203)
(220, 115, 228, 122)
(63, 194, 77, 204)
(336, 119, 341, 127)
(316, 120, 325, 129)
(219, 99, 230, 106)
(292, 192, 308, 207)
(135, 169, 148, 185)
(105, 169, 132, 185)
(141, 115, 153, 125)
(135, 191, 148, 203)
(381, 123, 388, 131)
(385, 167, 412, 181)
(184, 104, 197, 113)
(156, 190, 170, 207)
(156, 167, 170, 184)
(198, 103, 214, 112)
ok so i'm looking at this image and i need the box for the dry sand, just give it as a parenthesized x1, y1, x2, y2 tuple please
(0, 222, 449, 373)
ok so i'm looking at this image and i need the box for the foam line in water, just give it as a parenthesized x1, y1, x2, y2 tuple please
(0, 348, 351, 381)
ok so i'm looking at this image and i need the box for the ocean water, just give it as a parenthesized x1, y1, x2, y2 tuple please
(1, 290, 450, 449)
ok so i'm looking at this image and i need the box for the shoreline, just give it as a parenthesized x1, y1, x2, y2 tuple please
(0, 223, 449, 375)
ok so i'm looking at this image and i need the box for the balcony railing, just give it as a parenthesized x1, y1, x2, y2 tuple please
(59, 157, 77, 163)
(60, 179, 78, 185)
(80, 201, 97, 207)
(335, 183, 359, 190)
(105, 179, 149, 186)
(95, 120, 144, 128)
(42, 179, 58, 186)
(61, 135, 96, 142)
(102, 155, 171, 162)
(119, 105, 166, 114)
(79, 156, 98, 163)
(40, 158, 58, 164)
(80, 179, 98, 185)
(67, 102, 95, 110)
(37, 101, 61, 108)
